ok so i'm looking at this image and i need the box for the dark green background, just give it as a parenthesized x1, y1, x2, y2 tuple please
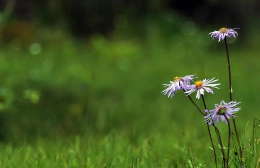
(0, 0, 259, 167)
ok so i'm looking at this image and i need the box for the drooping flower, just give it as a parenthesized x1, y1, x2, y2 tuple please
(209, 28, 239, 42)
(162, 75, 196, 98)
(185, 78, 220, 99)
(205, 100, 241, 125)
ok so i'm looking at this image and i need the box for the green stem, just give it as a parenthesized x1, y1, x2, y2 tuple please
(202, 95, 225, 168)
(183, 90, 217, 167)
(224, 114, 231, 167)
(224, 37, 243, 162)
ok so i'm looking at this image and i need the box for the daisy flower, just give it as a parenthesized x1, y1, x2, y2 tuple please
(162, 75, 196, 98)
(209, 28, 239, 42)
(205, 100, 241, 125)
(185, 78, 220, 99)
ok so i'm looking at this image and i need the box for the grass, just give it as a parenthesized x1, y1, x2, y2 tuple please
(0, 15, 259, 167)
(0, 134, 210, 167)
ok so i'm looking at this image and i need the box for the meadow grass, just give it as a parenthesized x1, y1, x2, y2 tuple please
(0, 18, 259, 167)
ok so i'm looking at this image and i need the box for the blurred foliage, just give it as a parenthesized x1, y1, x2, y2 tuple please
(0, 11, 258, 142)
(0, 1, 259, 166)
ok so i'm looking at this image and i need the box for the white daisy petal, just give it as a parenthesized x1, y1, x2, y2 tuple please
(185, 77, 220, 99)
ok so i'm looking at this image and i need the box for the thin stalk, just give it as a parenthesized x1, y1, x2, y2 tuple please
(213, 124, 226, 168)
(224, 115, 231, 168)
(185, 94, 205, 116)
(202, 95, 225, 168)
(224, 38, 232, 101)
(206, 124, 217, 168)
(224, 37, 243, 161)
(183, 90, 216, 167)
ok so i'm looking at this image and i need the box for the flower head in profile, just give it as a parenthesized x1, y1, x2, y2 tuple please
(185, 78, 220, 99)
(205, 101, 241, 125)
(162, 75, 196, 98)
(209, 28, 239, 42)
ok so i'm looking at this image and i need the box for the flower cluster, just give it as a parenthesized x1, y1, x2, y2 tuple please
(162, 75, 220, 99)
(162, 27, 241, 127)
(161, 27, 242, 167)
(162, 75, 240, 124)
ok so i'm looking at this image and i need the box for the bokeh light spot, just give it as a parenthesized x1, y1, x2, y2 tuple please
(29, 43, 42, 55)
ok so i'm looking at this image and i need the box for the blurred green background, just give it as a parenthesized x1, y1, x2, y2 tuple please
(0, 0, 259, 167)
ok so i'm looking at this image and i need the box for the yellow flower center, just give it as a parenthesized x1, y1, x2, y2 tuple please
(219, 27, 228, 33)
(195, 80, 203, 89)
(174, 76, 181, 82)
